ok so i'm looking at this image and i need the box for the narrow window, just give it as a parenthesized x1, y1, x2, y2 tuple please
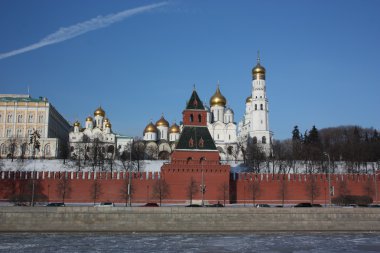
(7, 114, 12, 123)
(190, 114, 194, 122)
(262, 136, 266, 144)
(38, 115, 43, 123)
(28, 114, 33, 123)
(260, 104, 263, 110)
(254, 104, 257, 110)
(198, 114, 202, 122)
(17, 115, 23, 123)
(252, 137, 257, 144)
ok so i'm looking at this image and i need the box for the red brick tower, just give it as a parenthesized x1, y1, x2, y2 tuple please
(161, 88, 230, 204)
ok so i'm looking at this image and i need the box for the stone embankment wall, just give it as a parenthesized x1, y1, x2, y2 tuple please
(1, 207, 380, 232)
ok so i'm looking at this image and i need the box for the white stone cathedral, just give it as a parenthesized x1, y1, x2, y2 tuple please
(238, 54, 273, 155)
(206, 85, 238, 159)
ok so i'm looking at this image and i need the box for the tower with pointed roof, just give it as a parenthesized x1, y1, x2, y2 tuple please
(238, 52, 273, 155)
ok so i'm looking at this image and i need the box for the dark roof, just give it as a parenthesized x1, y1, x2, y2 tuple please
(176, 126, 217, 150)
(186, 90, 205, 110)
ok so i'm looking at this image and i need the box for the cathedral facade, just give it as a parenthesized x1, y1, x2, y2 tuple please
(69, 107, 132, 160)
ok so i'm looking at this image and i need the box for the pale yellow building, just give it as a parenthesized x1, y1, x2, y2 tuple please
(0, 94, 71, 158)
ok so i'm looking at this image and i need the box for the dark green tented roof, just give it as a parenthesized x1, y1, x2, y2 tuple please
(176, 126, 217, 150)
(186, 90, 205, 110)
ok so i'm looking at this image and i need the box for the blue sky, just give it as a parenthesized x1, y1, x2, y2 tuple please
(1, 0, 379, 139)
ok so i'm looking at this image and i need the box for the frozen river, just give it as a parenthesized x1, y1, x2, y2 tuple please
(0, 232, 380, 252)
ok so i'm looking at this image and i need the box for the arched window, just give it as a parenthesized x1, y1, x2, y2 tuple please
(198, 114, 202, 122)
(16, 129, 22, 137)
(254, 104, 257, 110)
(6, 129, 12, 137)
(200, 157, 206, 164)
(190, 114, 194, 122)
(186, 157, 192, 164)
(44, 144, 51, 156)
(7, 114, 13, 123)
(260, 104, 263, 110)
(28, 114, 33, 123)
(262, 136, 266, 144)
(17, 115, 23, 123)
(0, 143, 7, 155)
(252, 137, 257, 144)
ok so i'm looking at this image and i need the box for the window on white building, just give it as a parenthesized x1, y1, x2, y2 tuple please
(28, 114, 34, 123)
(6, 129, 12, 137)
(0, 143, 7, 155)
(16, 129, 22, 137)
(17, 114, 23, 123)
(260, 104, 263, 110)
(262, 136, 266, 144)
(7, 114, 13, 123)
(27, 129, 33, 136)
(38, 115, 44, 123)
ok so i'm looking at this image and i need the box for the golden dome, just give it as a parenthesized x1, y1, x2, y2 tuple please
(156, 115, 169, 127)
(144, 122, 157, 134)
(73, 121, 80, 127)
(210, 85, 227, 107)
(252, 52, 266, 80)
(86, 116, 93, 122)
(105, 122, 111, 128)
(246, 96, 253, 103)
(104, 118, 109, 123)
(169, 123, 180, 134)
(94, 106, 105, 117)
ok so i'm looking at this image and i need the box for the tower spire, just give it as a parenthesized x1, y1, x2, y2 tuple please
(257, 50, 260, 64)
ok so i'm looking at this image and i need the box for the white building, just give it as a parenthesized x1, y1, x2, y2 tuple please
(206, 85, 238, 159)
(0, 94, 71, 158)
(143, 115, 180, 159)
(238, 54, 273, 155)
(69, 107, 132, 159)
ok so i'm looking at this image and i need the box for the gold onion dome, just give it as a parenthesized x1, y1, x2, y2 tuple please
(156, 115, 169, 127)
(105, 122, 111, 128)
(246, 96, 253, 103)
(73, 121, 80, 127)
(252, 52, 266, 80)
(104, 118, 109, 123)
(144, 122, 157, 134)
(169, 123, 180, 134)
(86, 116, 93, 122)
(210, 85, 227, 107)
(94, 106, 105, 117)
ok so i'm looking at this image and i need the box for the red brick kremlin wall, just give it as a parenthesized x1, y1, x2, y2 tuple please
(0, 170, 379, 204)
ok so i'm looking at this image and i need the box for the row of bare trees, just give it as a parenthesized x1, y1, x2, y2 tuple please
(244, 125, 380, 174)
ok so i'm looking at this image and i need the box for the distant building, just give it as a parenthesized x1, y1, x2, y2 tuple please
(69, 106, 132, 160)
(0, 94, 71, 158)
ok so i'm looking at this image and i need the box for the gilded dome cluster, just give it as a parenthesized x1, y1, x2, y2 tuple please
(156, 116, 169, 127)
(144, 122, 157, 134)
(143, 115, 180, 136)
(210, 85, 227, 107)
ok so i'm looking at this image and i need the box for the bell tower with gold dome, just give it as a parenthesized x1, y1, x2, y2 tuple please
(238, 52, 273, 155)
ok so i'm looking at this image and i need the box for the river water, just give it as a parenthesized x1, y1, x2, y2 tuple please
(0, 232, 379, 252)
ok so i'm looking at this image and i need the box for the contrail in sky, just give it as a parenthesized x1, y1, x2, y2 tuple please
(0, 2, 167, 60)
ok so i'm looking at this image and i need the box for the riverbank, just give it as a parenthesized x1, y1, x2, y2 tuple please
(1, 207, 380, 232)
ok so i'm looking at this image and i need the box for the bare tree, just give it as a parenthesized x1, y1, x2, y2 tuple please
(90, 179, 103, 205)
(305, 175, 321, 204)
(218, 182, 229, 206)
(6, 137, 18, 162)
(245, 141, 266, 173)
(186, 177, 198, 205)
(248, 179, 261, 205)
(151, 178, 170, 206)
(278, 175, 288, 206)
(56, 173, 72, 203)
